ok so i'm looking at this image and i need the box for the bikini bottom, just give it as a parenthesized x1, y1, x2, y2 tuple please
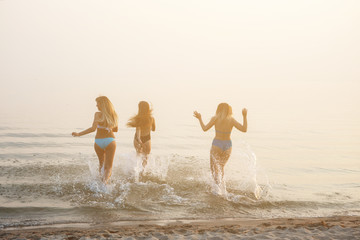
(135, 134, 151, 143)
(95, 138, 115, 149)
(212, 139, 232, 151)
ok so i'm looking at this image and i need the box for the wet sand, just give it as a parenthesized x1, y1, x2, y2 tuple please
(1, 216, 359, 239)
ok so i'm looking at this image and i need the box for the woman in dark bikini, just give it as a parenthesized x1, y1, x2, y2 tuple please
(194, 103, 247, 186)
(127, 101, 156, 173)
(72, 96, 118, 184)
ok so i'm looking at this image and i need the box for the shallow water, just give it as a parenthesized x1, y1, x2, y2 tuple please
(0, 116, 359, 229)
(1, 0, 360, 230)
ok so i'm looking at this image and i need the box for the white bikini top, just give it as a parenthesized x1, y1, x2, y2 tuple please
(97, 125, 111, 132)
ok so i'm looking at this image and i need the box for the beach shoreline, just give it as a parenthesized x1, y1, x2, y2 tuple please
(1, 215, 359, 239)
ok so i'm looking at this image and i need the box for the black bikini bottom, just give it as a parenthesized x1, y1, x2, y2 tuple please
(135, 134, 151, 143)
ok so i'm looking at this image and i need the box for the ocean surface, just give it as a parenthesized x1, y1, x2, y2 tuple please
(1, 0, 360, 231)
(0, 110, 359, 229)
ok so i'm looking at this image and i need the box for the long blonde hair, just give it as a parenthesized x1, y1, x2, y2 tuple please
(127, 101, 153, 128)
(215, 103, 232, 121)
(96, 96, 118, 128)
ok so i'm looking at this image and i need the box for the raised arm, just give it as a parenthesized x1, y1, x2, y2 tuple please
(72, 112, 99, 137)
(193, 111, 216, 132)
(233, 108, 247, 132)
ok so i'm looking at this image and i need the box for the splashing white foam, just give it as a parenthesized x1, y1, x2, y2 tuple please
(225, 140, 270, 200)
(115, 151, 170, 182)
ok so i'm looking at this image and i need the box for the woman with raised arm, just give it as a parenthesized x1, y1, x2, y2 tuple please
(127, 101, 156, 174)
(72, 96, 118, 184)
(194, 103, 247, 186)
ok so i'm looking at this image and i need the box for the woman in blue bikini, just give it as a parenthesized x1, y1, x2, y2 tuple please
(194, 103, 247, 185)
(72, 96, 118, 184)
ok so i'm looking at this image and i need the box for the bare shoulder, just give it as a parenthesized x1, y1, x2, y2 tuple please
(94, 112, 102, 120)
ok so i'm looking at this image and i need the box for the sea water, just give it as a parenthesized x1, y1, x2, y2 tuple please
(0, 108, 359, 229)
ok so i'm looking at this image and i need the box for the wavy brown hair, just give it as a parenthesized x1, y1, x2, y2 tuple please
(127, 101, 153, 128)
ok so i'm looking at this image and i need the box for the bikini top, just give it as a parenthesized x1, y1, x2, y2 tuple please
(97, 125, 111, 132)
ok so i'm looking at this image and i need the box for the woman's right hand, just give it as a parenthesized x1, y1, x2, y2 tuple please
(72, 132, 79, 137)
(193, 111, 201, 119)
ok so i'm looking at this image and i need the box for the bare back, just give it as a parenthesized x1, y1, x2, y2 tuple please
(136, 117, 156, 137)
(214, 116, 247, 140)
(94, 112, 117, 139)
(214, 118, 233, 140)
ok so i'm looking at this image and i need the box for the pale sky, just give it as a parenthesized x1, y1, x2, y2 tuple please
(0, 0, 359, 125)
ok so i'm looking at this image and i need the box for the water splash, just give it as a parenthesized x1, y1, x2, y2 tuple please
(114, 151, 170, 183)
(217, 140, 271, 200)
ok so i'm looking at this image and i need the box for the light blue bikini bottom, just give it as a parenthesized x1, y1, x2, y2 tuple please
(212, 139, 232, 151)
(95, 138, 115, 149)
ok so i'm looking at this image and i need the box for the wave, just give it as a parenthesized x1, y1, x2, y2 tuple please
(1, 135, 359, 227)
(1, 154, 357, 216)
(0, 141, 78, 148)
(0, 133, 71, 138)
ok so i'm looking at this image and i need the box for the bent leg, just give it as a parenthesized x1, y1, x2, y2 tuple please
(141, 141, 151, 168)
(103, 141, 116, 184)
(210, 146, 222, 185)
(218, 147, 232, 181)
(94, 143, 105, 176)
